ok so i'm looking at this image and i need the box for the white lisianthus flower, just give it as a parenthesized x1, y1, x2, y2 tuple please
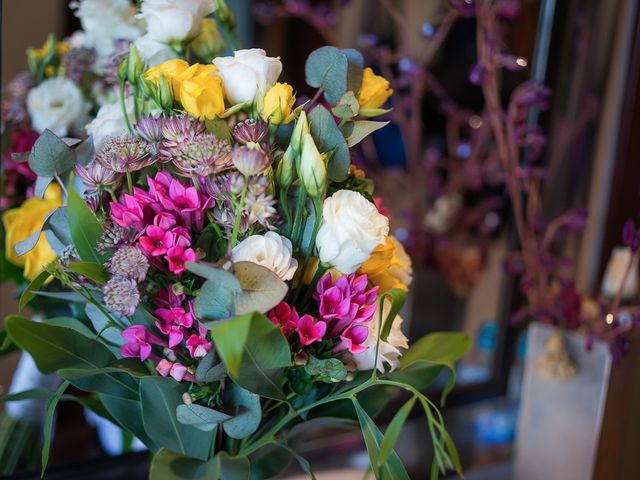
(231, 232, 298, 281)
(86, 97, 135, 149)
(353, 299, 409, 373)
(213, 49, 283, 104)
(316, 190, 389, 274)
(27, 77, 88, 137)
(138, 0, 214, 44)
(71, 0, 142, 59)
(134, 35, 178, 67)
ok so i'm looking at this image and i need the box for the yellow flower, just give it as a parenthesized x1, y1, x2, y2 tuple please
(260, 83, 295, 124)
(2, 184, 63, 280)
(359, 236, 412, 292)
(358, 67, 393, 110)
(191, 18, 226, 60)
(145, 59, 190, 98)
(31, 39, 70, 60)
(180, 68, 225, 120)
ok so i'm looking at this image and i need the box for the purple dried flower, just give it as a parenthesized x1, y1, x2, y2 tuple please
(103, 276, 140, 317)
(63, 47, 96, 85)
(495, 0, 521, 19)
(98, 222, 139, 252)
(232, 119, 268, 144)
(107, 246, 149, 283)
(174, 133, 232, 177)
(232, 146, 270, 176)
(510, 82, 551, 111)
(75, 161, 123, 193)
(96, 135, 155, 173)
(563, 208, 588, 232)
(497, 54, 528, 72)
(160, 115, 206, 162)
(135, 116, 164, 145)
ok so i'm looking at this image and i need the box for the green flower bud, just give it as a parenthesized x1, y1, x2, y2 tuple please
(214, 0, 236, 28)
(290, 110, 309, 153)
(277, 144, 296, 189)
(127, 43, 144, 83)
(299, 133, 326, 198)
(157, 73, 173, 111)
(191, 18, 226, 61)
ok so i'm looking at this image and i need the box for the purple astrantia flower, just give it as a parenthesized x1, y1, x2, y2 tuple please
(232, 119, 268, 144)
(120, 325, 166, 361)
(96, 134, 155, 173)
(174, 133, 233, 177)
(102, 276, 140, 317)
(134, 115, 164, 145)
(159, 115, 206, 162)
(232, 145, 270, 176)
(75, 161, 123, 193)
(107, 245, 149, 282)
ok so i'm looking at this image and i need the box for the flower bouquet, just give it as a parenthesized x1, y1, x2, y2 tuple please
(2, 13, 469, 480)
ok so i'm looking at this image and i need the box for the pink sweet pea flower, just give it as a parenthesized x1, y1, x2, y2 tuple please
(186, 335, 212, 358)
(120, 325, 166, 361)
(296, 315, 327, 346)
(155, 359, 194, 382)
(156, 322, 185, 348)
(154, 306, 195, 329)
(166, 245, 196, 274)
(268, 301, 299, 336)
(335, 324, 370, 354)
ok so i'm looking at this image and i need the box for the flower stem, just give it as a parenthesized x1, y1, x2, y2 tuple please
(126, 172, 133, 195)
(229, 177, 249, 251)
(119, 80, 133, 134)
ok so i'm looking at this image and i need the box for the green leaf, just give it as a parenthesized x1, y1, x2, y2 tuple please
(42, 381, 70, 476)
(331, 91, 360, 120)
(308, 105, 351, 182)
(304, 356, 348, 383)
(400, 332, 471, 404)
(176, 403, 231, 431)
(46, 316, 96, 338)
(272, 442, 316, 479)
(383, 360, 443, 390)
(139, 377, 213, 461)
(150, 448, 220, 480)
(0, 388, 52, 403)
(342, 48, 364, 93)
(379, 288, 407, 342)
(67, 185, 105, 263)
(99, 393, 159, 451)
(218, 451, 250, 479)
(222, 383, 261, 439)
(195, 350, 227, 382)
(85, 303, 125, 347)
(5, 315, 138, 399)
(19, 270, 51, 310)
(187, 262, 242, 320)
(73, 137, 95, 166)
(28, 129, 76, 177)
(359, 107, 393, 118)
(67, 262, 108, 284)
(352, 398, 410, 480)
(231, 262, 288, 315)
(342, 120, 390, 147)
(205, 117, 232, 142)
(210, 312, 291, 400)
(305, 46, 348, 105)
(378, 396, 416, 467)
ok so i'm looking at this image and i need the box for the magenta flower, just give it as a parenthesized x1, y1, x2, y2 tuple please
(154, 285, 185, 309)
(166, 245, 196, 274)
(336, 324, 369, 354)
(155, 359, 194, 382)
(155, 306, 195, 329)
(156, 322, 185, 348)
(186, 335, 212, 358)
(120, 325, 166, 361)
(314, 273, 379, 337)
(139, 225, 174, 256)
(153, 212, 177, 230)
(296, 315, 327, 346)
(268, 301, 299, 336)
(110, 194, 147, 230)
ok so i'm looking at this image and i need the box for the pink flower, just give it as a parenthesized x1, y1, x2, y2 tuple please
(120, 325, 166, 361)
(139, 225, 174, 256)
(110, 194, 147, 229)
(155, 305, 195, 347)
(186, 335, 212, 358)
(314, 273, 379, 337)
(154, 285, 185, 309)
(155, 359, 194, 382)
(153, 212, 177, 230)
(268, 301, 299, 336)
(296, 315, 327, 346)
(166, 245, 196, 274)
(335, 324, 369, 354)
(156, 322, 185, 348)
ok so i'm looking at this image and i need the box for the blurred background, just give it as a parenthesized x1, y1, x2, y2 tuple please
(2, 0, 640, 478)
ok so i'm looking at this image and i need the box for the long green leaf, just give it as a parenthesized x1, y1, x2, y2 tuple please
(150, 448, 220, 480)
(272, 442, 317, 479)
(99, 393, 159, 452)
(42, 381, 69, 476)
(379, 289, 406, 342)
(378, 395, 416, 467)
(67, 261, 108, 284)
(210, 312, 291, 400)
(139, 377, 213, 461)
(352, 398, 410, 480)
(19, 270, 51, 310)
(67, 185, 104, 263)
(0, 388, 51, 403)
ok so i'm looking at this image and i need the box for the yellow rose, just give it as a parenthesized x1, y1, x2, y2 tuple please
(145, 59, 190, 98)
(191, 18, 226, 60)
(180, 69, 225, 120)
(359, 236, 412, 292)
(3, 184, 63, 280)
(260, 82, 295, 124)
(358, 67, 393, 110)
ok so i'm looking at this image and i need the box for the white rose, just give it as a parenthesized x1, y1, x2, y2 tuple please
(316, 190, 389, 274)
(71, 0, 142, 58)
(138, 0, 214, 43)
(231, 232, 298, 281)
(27, 77, 89, 137)
(86, 97, 135, 149)
(213, 48, 283, 104)
(353, 299, 409, 373)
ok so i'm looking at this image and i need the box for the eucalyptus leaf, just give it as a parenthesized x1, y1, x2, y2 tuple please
(308, 105, 350, 182)
(85, 303, 125, 346)
(331, 91, 360, 120)
(46, 316, 95, 338)
(34, 176, 54, 198)
(187, 262, 242, 320)
(46, 206, 72, 246)
(28, 129, 76, 177)
(74, 136, 95, 166)
(210, 312, 291, 400)
(304, 356, 347, 383)
(222, 383, 261, 439)
(193, 350, 227, 382)
(305, 46, 348, 105)
(176, 403, 231, 431)
(231, 261, 288, 315)
(342, 120, 390, 147)
(342, 48, 364, 93)
(218, 452, 251, 480)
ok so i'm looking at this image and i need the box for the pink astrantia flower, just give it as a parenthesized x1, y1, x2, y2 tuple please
(336, 324, 370, 354)
(296, 314, 327, 346)
(186, 334, 212, 358)
(155, 359, 194, 382)
(120, 325, 166, 361)
(166, 245, 196, 274)
(268, 301, 299, 336)
(314, 273, 379, 337)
